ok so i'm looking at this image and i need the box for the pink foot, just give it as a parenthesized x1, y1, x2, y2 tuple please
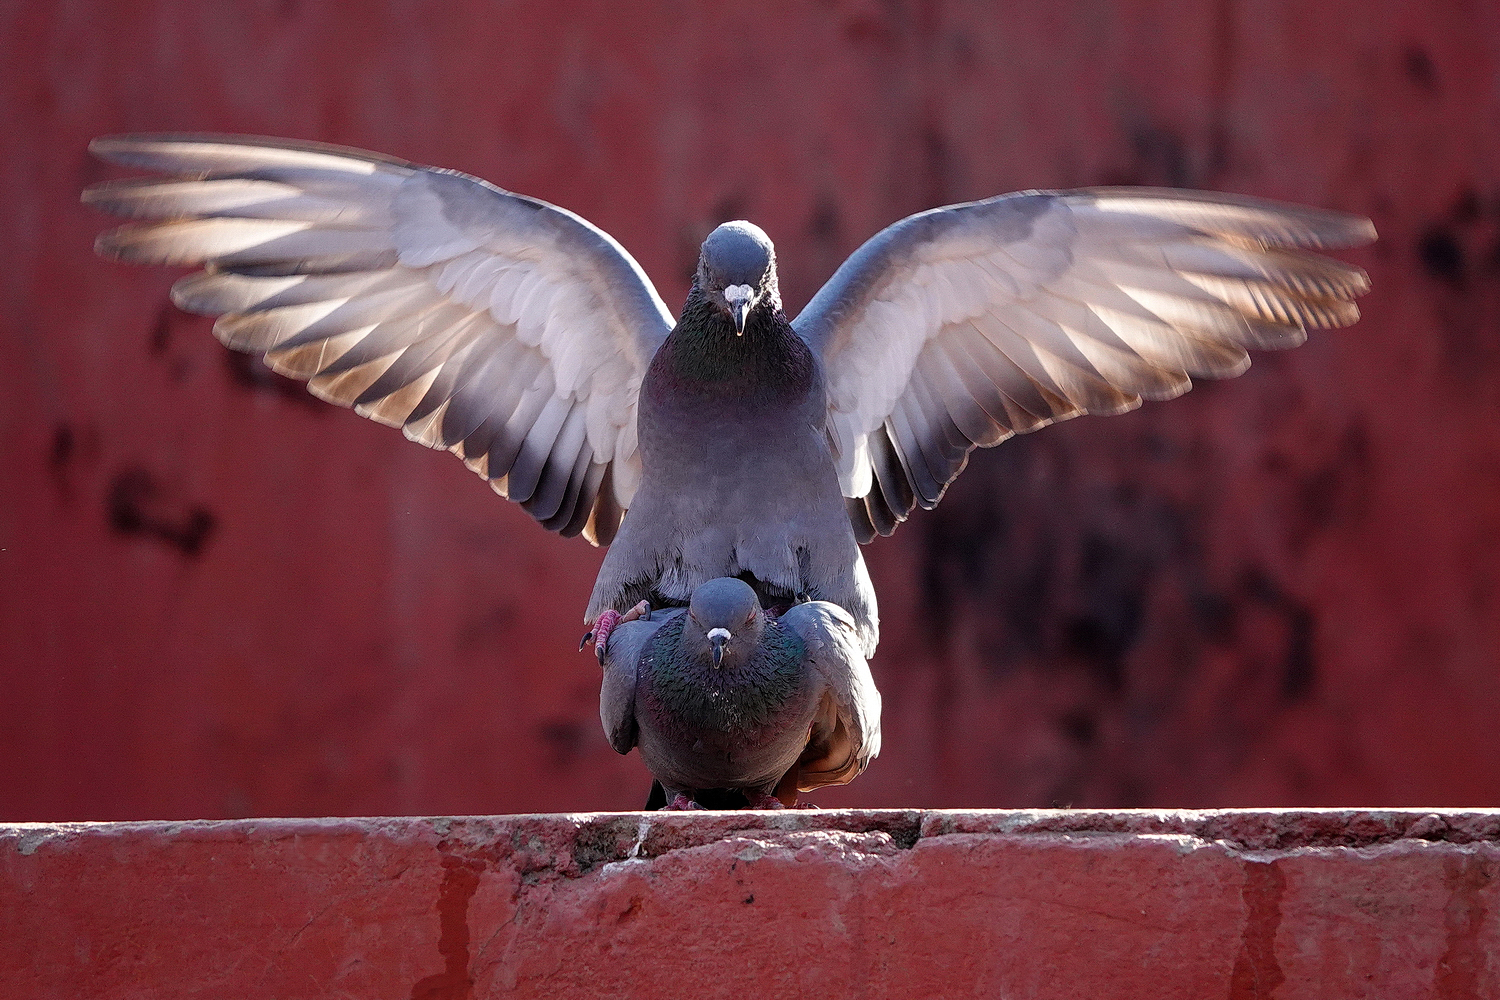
(583, 601, 650, 662)
(746, 792, 787, 810)
(664, 794, 705, 811)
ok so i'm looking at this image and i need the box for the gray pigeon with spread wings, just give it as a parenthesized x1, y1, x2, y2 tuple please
(599, 577, 878, 808)
(85, 134, 1375, 659)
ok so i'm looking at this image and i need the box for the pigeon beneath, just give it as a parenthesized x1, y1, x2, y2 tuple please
(84, 134, 1376, 659)
(597, 577, 879, 808)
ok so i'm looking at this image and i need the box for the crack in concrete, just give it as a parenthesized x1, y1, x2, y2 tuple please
(287, 900, 337, 948)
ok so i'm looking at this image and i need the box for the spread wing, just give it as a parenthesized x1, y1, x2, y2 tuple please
(794, 188, 1376, 541)
(780, 601, 881, 790)
(85, 134, 676, 545)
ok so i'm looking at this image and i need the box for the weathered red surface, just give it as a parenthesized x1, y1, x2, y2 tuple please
(3, 1, 1500, 820)
(3, 810, 1497, 998)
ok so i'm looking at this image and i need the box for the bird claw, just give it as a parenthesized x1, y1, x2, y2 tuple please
(664, 793, 705, 811)
(589, 611, 620, 663)
(746, 792, 787, 810)
(584, 600, 651, 662)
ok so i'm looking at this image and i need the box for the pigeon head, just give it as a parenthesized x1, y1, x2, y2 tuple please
(687, 577, 766, 668)
(697, 222, 779, 334)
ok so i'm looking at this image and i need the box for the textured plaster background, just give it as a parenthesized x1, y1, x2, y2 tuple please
(2, 1, 1498, 819)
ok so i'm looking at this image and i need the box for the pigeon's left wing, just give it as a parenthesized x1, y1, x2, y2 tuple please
(86, 134, 677, 545)
(794, 189, 1376, 541)
(780, 601, 881, 791)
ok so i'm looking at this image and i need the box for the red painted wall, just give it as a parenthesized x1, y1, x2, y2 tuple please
(5, 811, 1498, 999)
(2, 1, 1498, 820)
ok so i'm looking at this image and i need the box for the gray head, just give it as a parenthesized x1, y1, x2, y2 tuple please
(697, 222, 779, 334)
(687, 577, 766, 668)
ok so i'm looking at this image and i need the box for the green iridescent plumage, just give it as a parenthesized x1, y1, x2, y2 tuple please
(642, 612, 808, 734)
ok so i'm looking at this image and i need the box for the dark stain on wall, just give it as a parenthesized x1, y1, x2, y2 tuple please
(921, 126, 954, 210)
(808, 192, 841, 245)
(1240, 567, 1318, 701)
(150, 303, 174, 355)
(1262, 420, 1375, 553)
(1413, 187, 1500, 386)
(48, 420, 100, 500)
(106, 466, 217, 558)
(49, 423, 74, 483)
(457, 605, 517, 651)
(1450, 187, 1482, 225)
(1129, 122, 1194, 189)
(914, 409, 1339, 805)
(1419, 225, 1466, 287)
(1098, 116, 1198, 189)
(917, 476, 1015, 654)
(1404, 45, 1438, 93)
(1062, 534, 1152, 694)
(538, 718, 588, 770)
(1059, 709, 1098, 747)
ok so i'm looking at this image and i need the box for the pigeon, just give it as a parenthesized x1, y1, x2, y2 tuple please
(84, 134, 1376, 660)
(598, 577, 879, 808)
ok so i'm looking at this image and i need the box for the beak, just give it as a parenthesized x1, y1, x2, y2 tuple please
(707, 627, 731, 667)
(723, 284, 755, 336)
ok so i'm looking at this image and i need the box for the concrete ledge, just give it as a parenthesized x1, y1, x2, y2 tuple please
(4, 810, 1497, 998)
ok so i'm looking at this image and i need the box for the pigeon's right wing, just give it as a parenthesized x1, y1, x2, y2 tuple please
(599, 610, 679, 755)
(781, 601, 881, 790)
(794, 189, 1375, 541)
(85, 134, 677, 545)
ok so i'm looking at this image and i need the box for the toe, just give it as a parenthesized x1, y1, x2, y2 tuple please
(588, 610, 624, 661)
(746, 791, 787, 810)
